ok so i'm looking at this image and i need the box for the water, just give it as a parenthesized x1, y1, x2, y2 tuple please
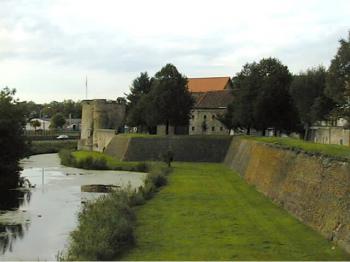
(0, 154, 146, 261)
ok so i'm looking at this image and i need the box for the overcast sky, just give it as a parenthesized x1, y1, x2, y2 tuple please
(0, 0, 349, 103)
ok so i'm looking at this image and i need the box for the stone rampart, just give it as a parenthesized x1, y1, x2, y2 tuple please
(105, 135, 232, 162)
(224, 137, 350, 253)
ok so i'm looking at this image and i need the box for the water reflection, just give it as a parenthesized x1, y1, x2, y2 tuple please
(0, 223, 29, 255)
(0, 189, 32, 256)
(0, 190, 31, 211)
(0, 153, 145, 261)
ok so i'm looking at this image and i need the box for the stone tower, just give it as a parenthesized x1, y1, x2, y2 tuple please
(78, 99, 126, 151)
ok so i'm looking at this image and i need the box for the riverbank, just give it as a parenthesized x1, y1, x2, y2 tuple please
(29, 140, 77, 155)
(122, 162, 349, 260)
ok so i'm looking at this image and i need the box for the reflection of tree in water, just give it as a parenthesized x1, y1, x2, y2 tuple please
(0, 223, 30, 255)
(0, 190, 31, 210)
(0, 190, 31, 255)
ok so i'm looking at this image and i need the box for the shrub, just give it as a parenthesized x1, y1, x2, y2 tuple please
(58, 149, 76, 166)
(66, 190, 135, 260)
(142, 163, 170, 199)
(76, 156, 107, 170)
(135, 162, 149, 172)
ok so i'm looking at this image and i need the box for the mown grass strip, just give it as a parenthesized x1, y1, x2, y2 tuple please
(59, 150, 148, 172)
(243, 136, 350, 161)
(122, 162, 349, 261)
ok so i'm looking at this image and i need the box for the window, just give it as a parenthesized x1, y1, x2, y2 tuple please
(192, 126, 195, 131)
(191, 115, 195, 120)
(212, 114, 216, 120)
(203, 115, 207, 120)
(220, 126, 223, 131)
(212, 126, 215, 131)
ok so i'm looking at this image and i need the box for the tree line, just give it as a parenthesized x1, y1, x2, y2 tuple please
(125, 32, 350, 138)
(220, 32, 350, 137)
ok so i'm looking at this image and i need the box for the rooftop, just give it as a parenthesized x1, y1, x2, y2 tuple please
(194, 90, 233, 109)
(187, 77, 231, 93)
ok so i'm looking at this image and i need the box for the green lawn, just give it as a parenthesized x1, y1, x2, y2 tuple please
(243, 136, 350, 161)
(72, 150, 145, 170)
(122, 163, 349, 260)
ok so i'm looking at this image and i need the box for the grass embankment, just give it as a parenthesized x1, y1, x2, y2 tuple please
(59, 150, 148, 171)
(122, 163, 349, 261)
(29, 140, 77, 155)
(63, 161, 170, 260)
(243, 136, 350, 161)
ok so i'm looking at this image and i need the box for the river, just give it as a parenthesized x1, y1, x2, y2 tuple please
(0, 153, 146, 261)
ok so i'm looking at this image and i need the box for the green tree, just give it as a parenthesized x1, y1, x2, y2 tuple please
(325, 32, 350, 105)
(225, 58, 298, 135)
(252, 58, 297, 134)
(290, 67, 335, 139)
(147, 64, 194, 135)
(0, 88, 28, 189)
(126, 72, 153, 132)
(50, 113, 66, 129)
(30, 119, 41, 131)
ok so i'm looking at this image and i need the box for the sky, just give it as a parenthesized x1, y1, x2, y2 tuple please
(0, 0, 349, 103)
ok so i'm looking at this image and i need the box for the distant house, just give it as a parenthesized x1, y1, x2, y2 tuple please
(65, 118, 81, 131)
(188, 77, 233, 135)
(26, 117, 82, 131)
(25, 118, 51, 131)
(309, 118, 350, 146)
(189, 90, 233, 135)
(157, 76, 234, 135)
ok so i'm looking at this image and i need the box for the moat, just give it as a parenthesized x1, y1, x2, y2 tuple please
(0, 154, 145, 261)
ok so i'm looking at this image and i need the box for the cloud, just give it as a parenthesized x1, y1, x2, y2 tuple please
(0, 0, 349, 102)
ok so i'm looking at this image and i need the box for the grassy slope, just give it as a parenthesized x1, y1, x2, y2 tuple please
(243, 136, 350, 161)
(72, 150, 143, 170)
(122, 163, 349, 261)
(30, 140, 77, 155)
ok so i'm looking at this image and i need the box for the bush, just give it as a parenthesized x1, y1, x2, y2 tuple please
(58, 149, 76, 166)
(66, 190, 135, 260)
(63, 162, 172, 260)
(142, 163, 170, 199)
(76, 156, 108, 170)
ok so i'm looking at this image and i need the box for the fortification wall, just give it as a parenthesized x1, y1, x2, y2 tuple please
(224, 138, 350, 253)
(78, 99, 126, 151)
(105, 135, 232, 162)
(93, 129, 116, 152)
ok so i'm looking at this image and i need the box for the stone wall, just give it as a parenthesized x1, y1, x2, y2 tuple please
(189, 108, 229, 135)
(224, 138, 350, 253)
(105, 135, 232, 162)
(78, 99, 125, 151)
(310, 126, 350, 146)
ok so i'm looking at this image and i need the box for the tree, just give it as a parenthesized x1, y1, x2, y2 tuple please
(0, 88, 28, 189)
(126, 72, 153, 132)
(325, 32, 350, 106)
(30, 119, 41, 131)
(290, 67, 335, 139)
(50, 113, 66, 129)
(225, 58, 298, 135)
(147, 64, 194, 135)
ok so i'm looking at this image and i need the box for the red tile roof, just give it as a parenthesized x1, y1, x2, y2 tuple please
(187, 77, 231, 93)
